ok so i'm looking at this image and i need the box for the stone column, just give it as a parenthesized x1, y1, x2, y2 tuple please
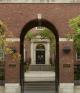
(45, 42, 50, 65)
(59, 39, 74, 93)
(31, 42, 35, 65)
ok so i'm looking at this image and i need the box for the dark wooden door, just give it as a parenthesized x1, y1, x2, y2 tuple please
(36, 50, 45, 64)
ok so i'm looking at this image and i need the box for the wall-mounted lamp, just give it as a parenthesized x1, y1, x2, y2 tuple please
(11, 47, 17, 53)
(63, 46, 71, 54)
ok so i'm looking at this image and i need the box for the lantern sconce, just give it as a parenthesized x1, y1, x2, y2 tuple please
(63, 46, 71, 54)
(11, 47, 17, 53)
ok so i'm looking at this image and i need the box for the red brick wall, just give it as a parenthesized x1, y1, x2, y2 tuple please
(0, 3, 78, 83)
(59, 41, 74, 83)
(5, 42, 20, 83)
(0, 4, 80, 38)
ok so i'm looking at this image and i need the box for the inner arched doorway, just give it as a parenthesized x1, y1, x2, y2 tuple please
(20, 19, 59, 93)
(36, 44, 45, 64)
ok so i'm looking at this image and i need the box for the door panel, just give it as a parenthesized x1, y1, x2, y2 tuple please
(36, 51, 45, 64)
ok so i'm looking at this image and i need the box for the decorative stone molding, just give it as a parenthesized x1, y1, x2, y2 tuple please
(6, 37, 73, 42)
(0, 0, 78, 3)
(31, 36, 50, 65)
(59, 38, 73, 42)
(6, 38, 20, 42)
(59, 83, 74, 93)
(5, 83, 21, 93)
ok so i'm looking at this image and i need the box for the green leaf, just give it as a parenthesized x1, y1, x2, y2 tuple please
(69, 16, 80, 51)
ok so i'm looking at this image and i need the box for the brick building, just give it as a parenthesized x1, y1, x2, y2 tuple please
(0, 1, 80, 93)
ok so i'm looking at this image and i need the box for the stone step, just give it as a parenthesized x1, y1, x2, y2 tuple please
(24, 81, 55, 90)
(24, 71, 55, 82)
(28, 65, 54, 71)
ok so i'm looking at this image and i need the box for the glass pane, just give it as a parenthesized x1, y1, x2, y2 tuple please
(77, 52, 80, 60)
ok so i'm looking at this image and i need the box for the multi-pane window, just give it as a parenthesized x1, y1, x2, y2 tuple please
(76, 51, 80, 61)
(74, 65, 80, 85)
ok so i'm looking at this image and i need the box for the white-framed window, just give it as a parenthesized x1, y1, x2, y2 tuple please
(76, 51, 80, 61)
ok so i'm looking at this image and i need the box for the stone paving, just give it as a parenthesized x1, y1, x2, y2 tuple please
(24, 90, 56, 93)
(0, 86, 80, 93)
(0, 86, 4, 93)
(24, 86, 80, 93)
(74, 86, 80, 93)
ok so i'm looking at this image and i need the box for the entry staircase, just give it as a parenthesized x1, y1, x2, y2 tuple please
(24, 71, 55, 91)
(24, 65, 55, 91)
(24, 81, 55, 90)
(24, 71, 55, 81)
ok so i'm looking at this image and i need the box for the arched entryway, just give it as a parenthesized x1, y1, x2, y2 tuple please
(20, 19, 59, 93)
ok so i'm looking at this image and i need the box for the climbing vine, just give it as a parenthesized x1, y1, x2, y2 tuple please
(0, 22, 20, 61)
(69, 16, 80, 52)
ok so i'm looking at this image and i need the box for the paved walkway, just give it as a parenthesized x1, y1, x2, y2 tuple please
(24, 90, 56, 93)
(74, 86, 80, 93)
(0, 86, 4, 93)
(1, 71, 80, 93)
(0, 86, 80, 93)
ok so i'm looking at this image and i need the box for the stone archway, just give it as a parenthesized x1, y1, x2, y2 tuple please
(20, 18, 59, 93)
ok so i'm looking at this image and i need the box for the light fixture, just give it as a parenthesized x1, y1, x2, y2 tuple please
(63, 46, 71, 54)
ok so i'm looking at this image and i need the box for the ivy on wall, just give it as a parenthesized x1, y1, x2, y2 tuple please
(69, 16, 80, 52)
(0, 22, 20, 61)
(69, 16, 80, 81)
(0, 23, 12, 55)
(0, 22, 6, 48)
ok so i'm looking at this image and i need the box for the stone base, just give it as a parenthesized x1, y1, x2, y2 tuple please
(5, 83, 21, 93)
(59, 83, 74, 93)
(74, 86, 80, 93)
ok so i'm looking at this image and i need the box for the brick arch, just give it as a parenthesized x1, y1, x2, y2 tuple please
(20, 18, 59, 92)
